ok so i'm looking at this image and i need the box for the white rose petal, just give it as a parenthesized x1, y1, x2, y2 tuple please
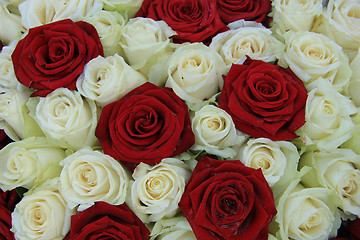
(191, 105, 247, 158)
(0, 137, 66, 191)
(0, 2, 25, 45)
(103, 0, 144, 18)
(76, 54, 147, 107)
(11, 178, 75, 240)
(0, 41, 19, 88)
(165, 43, 227, 103)
(150, 215, 196, 240)
(27, 88, 99, 150)
(127, 158, 191, 223)
(59, 148, 130, 211)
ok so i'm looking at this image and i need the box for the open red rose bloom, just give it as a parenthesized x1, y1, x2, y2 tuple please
(179, 156, 277, 240)
(11, 19, 103, 97)
(219, 58, 307, 141)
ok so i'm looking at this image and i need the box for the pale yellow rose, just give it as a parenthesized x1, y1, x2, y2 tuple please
(0, 2, 25, 44)
(150, 215, 196, 240)
(0, 41, 19, 88)
(103, 0, 144, 18)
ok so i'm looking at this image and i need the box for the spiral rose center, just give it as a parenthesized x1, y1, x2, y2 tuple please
(348, 6, 360, 18)
(299, 211, 321, 231)
(251, 150, 272, 171)
(79, 165, 97, 187)
(146, 174, 172, 199)
(341, 173, 360, 197)
(29, 205, 47, 229)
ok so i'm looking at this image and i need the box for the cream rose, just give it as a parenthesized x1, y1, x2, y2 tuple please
(296, 78, 357, 151)
(165, 43, 227, 104)
(283, 31, 351, 92)
(342, 110, 360, 154)
(312, 0, 360, 56)
(120, 17, 176, 86)
(191, 105, 247, 158)
(150, 215, 196, 240)
(18, 0, 103, 29)
(0, 41, 19, 88)
(348, 48, 360, 106)
(11, 178, 75, 240)
(0, 87, 30, 140)
(76, 54, 147, 107)
(271, 169, 342, 240)
(83, 10, 126, 57)
(103, 0, 143, 18)
(127, 158, 191, 223)
(26, 88, 99, 149)
(59, 148, 130, 211)
(210, 21, 283, 69)
(238, 138, 300, 191)
(0, 2, 25, 45)
(0, 137, 66, 191)
(300, 148, 360, 217)
(271, 0, 323, 33)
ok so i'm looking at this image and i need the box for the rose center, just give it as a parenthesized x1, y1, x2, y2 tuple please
(79, 165, 97, 187)
(348, 6, 360, 18)
(29, 205, 46, 228)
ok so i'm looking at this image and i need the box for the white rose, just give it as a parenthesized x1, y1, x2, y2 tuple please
(11, 178, 75, 240)
(26, 88, 99, 149)
(83, 10, 126, 57)
(312, 0, 360, 54)
(165, 43, 227, 103)
(271, 0, 323, 33)
(342, 109, 360, 154)
(150, 215, 196, 240)
(300, 148, 360, 217)
(271, 169, 342, 240)
(0, 41, 18, 88)
(18, 0, 103, 29)
(76, 54, 147, 107)
(59, 148, 130, 211)
(296, 78, 357, 151)
(283, 31, 351, 92)
(0, 2, 25, 45)
(238, 138, 300, 191)
(210, 21, 283, 69)
(0, 137, 66, 191)
(191, 105, 247, 158)
(103, 0, 144, 18)
(120, 17, 176, 86)
(348, 48, 360, 106)
(0, 87, 30, 140)
(127, 158, 191, 223)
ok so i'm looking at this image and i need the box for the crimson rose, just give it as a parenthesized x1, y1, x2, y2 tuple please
(0, 188, 20, 211)
(96, 83, 194, 170)
(135, 0, 228, 44)
(66, 202, 150, 240)
(217, 0, 272, 26)
(218, 58, 307, 141)
(179, 156, 276, 240)
(0, 205, 15, 240)
(12, 19, 103, 97)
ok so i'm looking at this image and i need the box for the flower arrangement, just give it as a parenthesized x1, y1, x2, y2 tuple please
(0, 0, 359, 239)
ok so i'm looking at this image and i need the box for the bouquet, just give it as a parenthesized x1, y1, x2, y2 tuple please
(0, 0, 359, 239)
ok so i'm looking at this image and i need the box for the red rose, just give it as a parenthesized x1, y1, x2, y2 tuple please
(218, 58, 307, 141)
(0, 205, 15, 240)
(0, 41, 3, 51)
(217, 0, 272, 26)
(333, 218, 360, 240)
(66, 202, 150, 240)
(135, 0, 229, 44)
(96, 82, 194, 170)
(0, 188, 19, 211)
(0, 130, 11, 150)
(179, 156, 276, 240)
(11, 19, 103, 97)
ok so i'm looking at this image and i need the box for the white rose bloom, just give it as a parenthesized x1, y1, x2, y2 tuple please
(0, 41, 18, 88)
(272, 169, 342, 240)
(348, 48, 360, 106)
(59, 148, 130, 211)
(103, 0, 143, 18)
(0, 137, 66, 191)
(165, 43, 227, 103)
(150, 215, 196, 240)
(18, 0, 103, 29)
(271, 0, 323, 33)
(238, 138, 300, 190)
(127, 158, 191, 223)
(297, 78, 357, 151)
(342, 109, 360, 154)
(76, 54, 147, 107)
(26, 88, 99, 150)
(11, 178, 75, 240)
(0, 87, 30, 141)
(283, 31, 351, 92)
(83, 10, 127, 57)
(300, 148, 360, 217)
(191, 105, 247, 158)
(312, 0, 360, 54)
(0, 2, 25, 45)
(210, 21, 283, 70)
(120, 17, 176, 86)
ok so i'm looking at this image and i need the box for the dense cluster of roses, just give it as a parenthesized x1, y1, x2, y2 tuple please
(0, 0, 359, 239)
